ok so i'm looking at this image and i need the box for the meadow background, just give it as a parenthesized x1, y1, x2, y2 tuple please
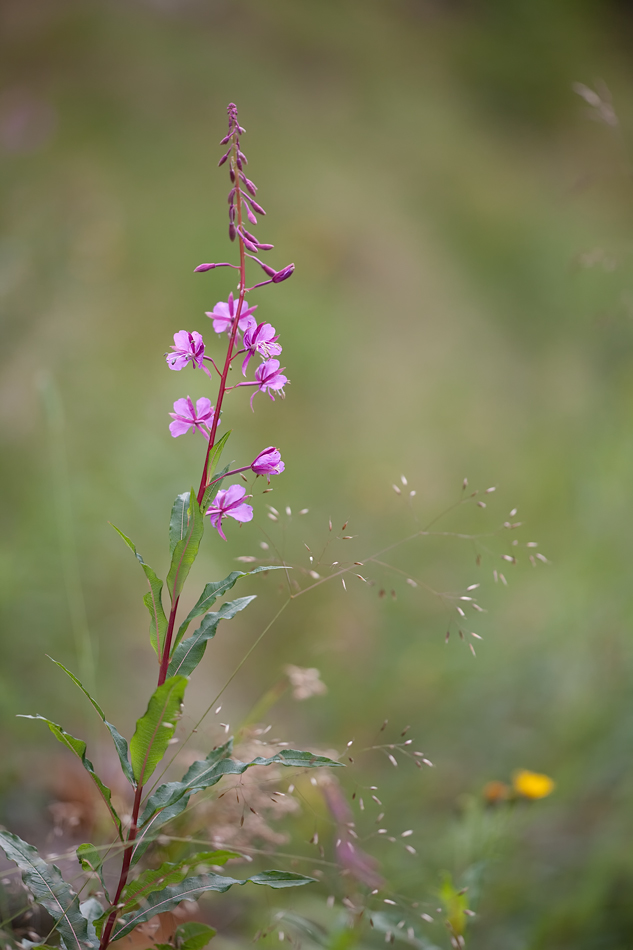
(2, 1, 633, 947)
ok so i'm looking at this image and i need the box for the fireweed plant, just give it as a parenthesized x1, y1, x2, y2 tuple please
(0, 103, 342, 950)
(0, 105, 548, 950)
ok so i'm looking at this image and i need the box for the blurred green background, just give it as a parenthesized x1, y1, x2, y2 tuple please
(2, 0, 633, 947)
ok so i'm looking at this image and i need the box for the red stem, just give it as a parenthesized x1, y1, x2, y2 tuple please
(157, 595, 180, 687)
(98, 782, 143, 950)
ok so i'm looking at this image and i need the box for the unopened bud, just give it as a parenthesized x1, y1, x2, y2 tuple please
(272, 263, 295, 283)
(218, 149, 230, 167)
(229, 223, 236, 242)
(250, 199, 266, 215)
(246, 207, 258, 225)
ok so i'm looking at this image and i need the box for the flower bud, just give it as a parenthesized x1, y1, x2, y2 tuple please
(244, 177, 257, 196)
(249, 199, 266, 215)
(218, 149, 230, 167)
(272, 263, 295, 283)
(246, 207, 257, 225)
(194, 263, 217, 272)
(252, 446, 285, 478)
(229, 223, 236, 242)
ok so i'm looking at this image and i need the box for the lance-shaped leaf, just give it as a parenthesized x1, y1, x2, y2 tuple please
(110, 871, 316, 941)
(131, 741, 233, 864)
(18, 716, 122, 839)
(200, 462, 230, 515)
(138, 742, 342, 830)
(175, 566, 286, 648)
(49, 658, 133, 785)
(119, 851, 239, 915)
(199, 431, 231, 513)
(167, 491, 204, 602)
(110, 524, 168, 657)
(168, 596, 254, 678)
(169, 492, 191, 555)
(129, 676, 188, 785)
(0, 830, 98, 950)
(77, 843, 109, 902)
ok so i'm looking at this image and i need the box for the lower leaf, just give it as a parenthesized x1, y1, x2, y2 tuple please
(110, 871, 316, 942)
(0, 830, 98, 950)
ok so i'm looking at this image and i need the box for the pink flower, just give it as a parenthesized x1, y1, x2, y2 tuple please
(205, 292, 257, 335)
(242, 322, 282, 374)
(251, 359, 288, 409)
(206, 484, 253, 541)
(166, 331, 205, 371)
(251, 446, 285, 480)
(169, 396, 215, 438)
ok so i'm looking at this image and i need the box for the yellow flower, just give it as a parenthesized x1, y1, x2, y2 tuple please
(512, 769, 555, 800)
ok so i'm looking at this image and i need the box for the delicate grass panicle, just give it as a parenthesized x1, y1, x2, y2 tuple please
(0, 104, 551, 950)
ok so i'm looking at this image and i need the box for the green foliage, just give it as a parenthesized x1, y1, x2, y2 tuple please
(174, 566, 285, 648)
(118, 851, 239, 915)
(132, 741, 234, 864)
(166, 490, 204, 602)
(173, 921, 217, 950)
(49, 658, 134, 785)
(154, 922, 217, 950)
(109, 871, 316, 942)
(133, 741, 341, 867)
(129, 675, 188, 784)
(0, 830, 98, 950)
(77, 843, 109, 901)
(439, 871, 470, 938)
(199, 431, 232, 512)
(18, 715, 122, 838)
(167, 596, 255, 678)
(110, 524, 168, 657)
(169, 492, 192, 555)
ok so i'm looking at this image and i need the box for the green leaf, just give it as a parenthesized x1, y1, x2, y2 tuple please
(77, 844, 109, 901)
(247, 870, 317, 888)
(49, 658, 134, 785)
(169, 492, 192, 555)
(110, 523, 168, 657)
(120, 851, 239, 913)
(166, 491, 204, 602)
(80, 898, 105, 924)
(0, 830, 98, 950)
(18, 716, 123, 839)
(175, 922, 217, 950)
(168, 597, 255, 679)
(110, 871, 316, 942)
(199, 431, 232, 511)
(200, 462, 230, 515)
(129, 676, 188, 784)
(175, 566, 286, 648)
(138, 743, 342, 830)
